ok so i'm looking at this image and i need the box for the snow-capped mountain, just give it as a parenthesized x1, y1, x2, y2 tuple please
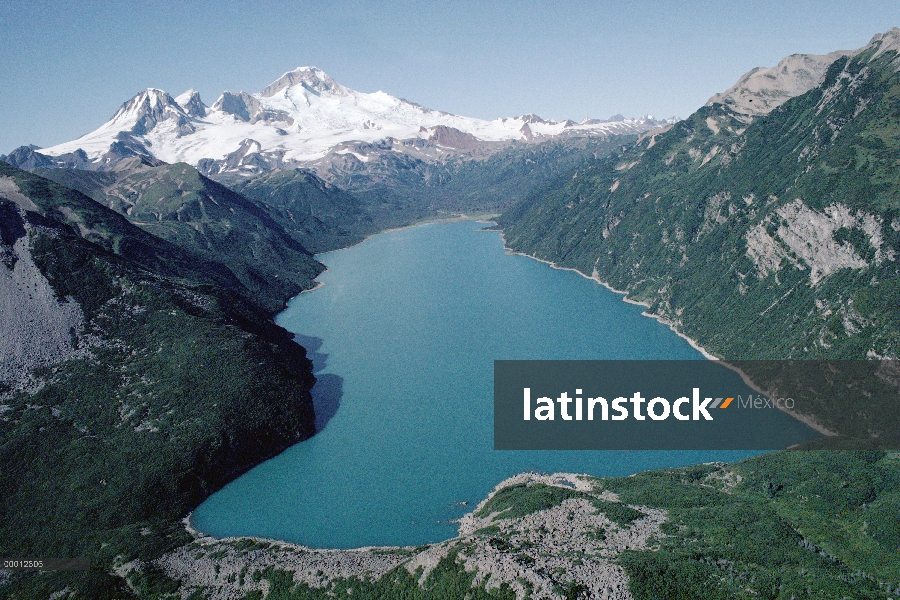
(40, 67, 670, 173)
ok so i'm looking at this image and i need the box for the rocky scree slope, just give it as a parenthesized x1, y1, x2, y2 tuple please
(0, 163, 317, 599)
(141, 452, 899, 600)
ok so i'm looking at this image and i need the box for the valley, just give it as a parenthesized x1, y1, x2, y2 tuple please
(1, 25, 900, 600)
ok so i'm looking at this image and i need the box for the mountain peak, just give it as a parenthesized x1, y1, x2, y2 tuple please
(175, 89, 207, 118)
(261, 66, 347, 98)
(517, 114, 553, 125)
(40, 65, 662, 169)
(867, 27, 900, 65)
(107, 88, 192, 136)
(706, 50, 849, 117)
(138, 87, 176, 106)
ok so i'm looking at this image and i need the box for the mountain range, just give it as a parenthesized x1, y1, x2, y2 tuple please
(3, 27, 900, 600)
(27, 67, 671, 179)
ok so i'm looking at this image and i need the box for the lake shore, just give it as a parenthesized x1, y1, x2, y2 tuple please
(497, 233, 720, 361)
(315, 212, 501, 258)
(497, 231, 837, 438)
(161, 471, 659, 600)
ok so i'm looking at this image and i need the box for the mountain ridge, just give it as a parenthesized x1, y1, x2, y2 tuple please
(29, 66, 671, 177)
(0, 162, 317, 597)
(33, 160, 324, 314)
(498, 27, 900, 363)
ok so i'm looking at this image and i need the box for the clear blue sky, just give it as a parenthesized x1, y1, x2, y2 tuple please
(1, 0, 898, 153)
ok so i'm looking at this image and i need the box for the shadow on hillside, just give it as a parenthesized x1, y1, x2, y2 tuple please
(294, 334, 343, 434)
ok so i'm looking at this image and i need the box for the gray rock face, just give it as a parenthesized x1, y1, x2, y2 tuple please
(744, 199, 891, 285)
(198, 139, 289, 177)
(704, 28, 900, 118)
(49, 148, 93, 170)
(260, 66, 348, 98)
(520, 123, 534, 141)
(519, 113, 551, 124)
(868, 27, 900, 68)
(3, 142, 159, 173)
(427, 125, 480, 149)
(116, 89, 192, 135)
(213, 91, 259, 122)
(706, 51, 850, 117)
(1, 146, 54, 170)
(175, 89, 208, 118)
(213, 91, 294, 125)
(0, 182, 87, 388)
(103, 132, 154, 163)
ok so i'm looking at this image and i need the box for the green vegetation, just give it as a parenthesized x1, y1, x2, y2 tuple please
(0, 164, 316, 598)
(476, 483, 644, 526)
(476, 483, 588, 519)
(36, 160, 323, 314)
(240, 548, 516, 600)
(412, 136, 636, 214)
(299, 135, 636, 230)
(611, 452, 900, 599)
(1, 133, 636, 598)
(499, 45, 900, 362)
(157, 452, 900, 599)
(4, 40, 900, 599)
(233, 168, 376, 253)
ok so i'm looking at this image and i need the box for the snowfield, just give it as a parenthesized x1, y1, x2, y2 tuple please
(42, 67, 670, 167)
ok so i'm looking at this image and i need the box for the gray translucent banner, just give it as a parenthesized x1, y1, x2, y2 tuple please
(494, 360, 900, 450)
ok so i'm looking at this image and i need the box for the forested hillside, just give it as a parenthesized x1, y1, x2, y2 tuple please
(0, 163, 317, 598)
(500, 33, 900, 360)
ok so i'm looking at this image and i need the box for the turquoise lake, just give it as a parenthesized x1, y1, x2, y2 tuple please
(192, 220, 817, 548)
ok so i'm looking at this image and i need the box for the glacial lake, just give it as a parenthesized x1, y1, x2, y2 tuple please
(192, 220, 817, 548)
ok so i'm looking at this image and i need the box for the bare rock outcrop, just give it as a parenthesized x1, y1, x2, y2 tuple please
(0, 179, 87, 389)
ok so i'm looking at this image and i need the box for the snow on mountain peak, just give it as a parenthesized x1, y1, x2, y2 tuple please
(518, 114, 553, 125)
(109, 88, 189, 134)
(115, 88, 179, 116)
(175, 89, 207, 118)
(261, 66, 348, 98)
(41, 68, 664, 170)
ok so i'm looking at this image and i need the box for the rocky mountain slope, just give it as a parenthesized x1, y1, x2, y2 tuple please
(23, 133, 635, 286)
(499, 28, 900, 361)
(315, 135, 638, 215)
(133, 451, 900, 599)
(0, 163, 317, 598)
(706, 49, 851, 117)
